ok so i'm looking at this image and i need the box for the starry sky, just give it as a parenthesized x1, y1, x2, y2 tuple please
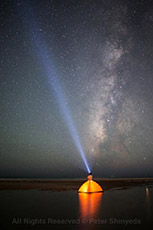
(1, 0, 153, 178)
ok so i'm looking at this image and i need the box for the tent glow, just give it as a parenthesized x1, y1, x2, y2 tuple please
(78, 173, 103, 193)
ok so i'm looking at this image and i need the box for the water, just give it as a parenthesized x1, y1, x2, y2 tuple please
(0, 186, 152, 229)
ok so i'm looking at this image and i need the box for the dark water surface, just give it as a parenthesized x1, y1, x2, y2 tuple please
(0, 186, 153, 229)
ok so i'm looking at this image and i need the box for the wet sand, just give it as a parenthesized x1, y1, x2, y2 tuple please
(0, 178, 153, 191)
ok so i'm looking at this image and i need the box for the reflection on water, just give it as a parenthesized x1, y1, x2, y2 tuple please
(146, 187, 151, 220)
(0, 186, 153, 229)
(78, 193, 102, 230)
(146, 187, 149, 200)
(79, 193, 102, 219)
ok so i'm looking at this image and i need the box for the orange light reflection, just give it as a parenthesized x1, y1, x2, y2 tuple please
(79, 192, 102, 219)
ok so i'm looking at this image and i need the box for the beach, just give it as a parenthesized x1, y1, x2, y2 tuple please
(0, 178, 153, 191)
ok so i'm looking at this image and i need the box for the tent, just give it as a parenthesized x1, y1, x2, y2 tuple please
(78, 173, 103, 193)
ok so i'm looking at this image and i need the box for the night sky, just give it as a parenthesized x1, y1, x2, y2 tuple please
(1, 0, 153, 178)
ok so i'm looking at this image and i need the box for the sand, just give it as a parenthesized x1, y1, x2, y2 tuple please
(0, 178, 153, 191)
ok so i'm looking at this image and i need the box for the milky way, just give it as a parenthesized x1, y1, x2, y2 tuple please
(0, 0, 153, 177)
(65, 1, 153, 175)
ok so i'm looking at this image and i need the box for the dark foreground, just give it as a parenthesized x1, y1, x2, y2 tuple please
(0, 178, 153, 191)
(0, 179, 153, 229)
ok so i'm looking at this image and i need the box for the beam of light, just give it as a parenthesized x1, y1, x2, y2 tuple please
(18, 2, 90, 173)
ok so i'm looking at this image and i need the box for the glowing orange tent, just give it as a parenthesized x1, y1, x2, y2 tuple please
(78, 173, 103, 193)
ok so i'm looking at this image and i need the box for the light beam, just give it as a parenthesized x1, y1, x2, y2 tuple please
(19, 2, 90, 173)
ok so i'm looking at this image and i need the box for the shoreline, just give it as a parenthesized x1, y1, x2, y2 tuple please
(0, 178, 153, 191)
